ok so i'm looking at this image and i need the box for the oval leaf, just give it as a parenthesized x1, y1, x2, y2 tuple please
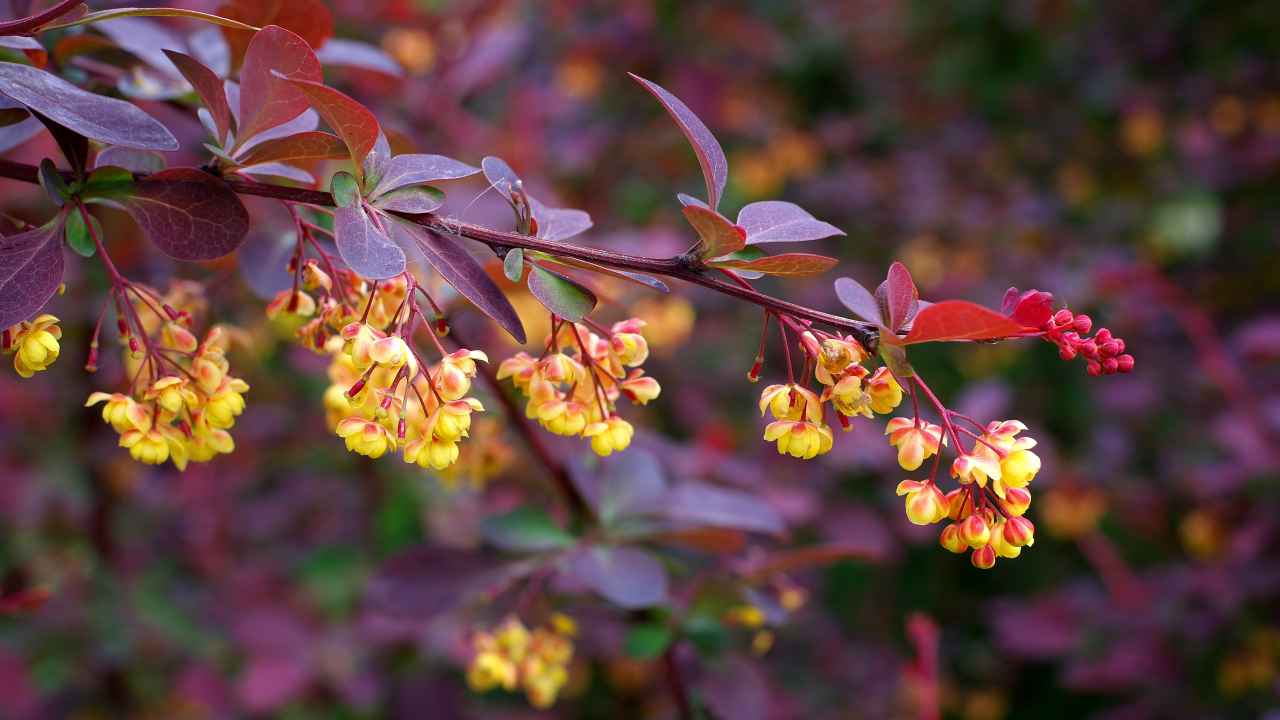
(737, 200, 844, 245)
(683, 205, 746, 260)
(124, 169, 249, 260)
(566, 545, 668, 609)
(664, 482, 785, 536)
(481, 507, 575, 552)
(93, 147, 164, 175)
(630, 73, 728, 211)
(0, 220, 64, 329)
(370, 153, 479, 198)
(880, 261, 919, 333)
(903, 300, 1034, 344)
(529, 196, 592, 242)
(163, 50, 233, 144)
(317, 38, 403, 77)
(282, 76, 380, 173)
(236, 131, 348, 167)
(834, 276, 883, 326)
(537, 255, 668, 292)
(502, 247, 524, 282)
(0, 61, 177, 150)
(528, 264, 596, 322)
(481, 155, 521, 199)
(333, 206, 405, 279)
(710, 252, 838, 277)
(372, 185, 445, 214)
(237, 26, 322, 146)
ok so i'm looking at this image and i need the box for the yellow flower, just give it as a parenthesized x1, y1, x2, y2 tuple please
(814, 335, 867, 385)
(340, 322, 384, 371)
(895, 479, 948, 525)
(523, 663, 568, 709)
(763, 419, 833, 459)
(999, 449, 1041, 489)
(538, 398, 590, 436)
(467, 651, 519, 693)
(368, 335, 413, 372)
(884, 418, 945, 471)
(497, 352, 538, 391)
(9, 314, 61, 377)
(336, 417, 395, 458)
(608, 319, 649, 366)
(266, 290, 316, 321)
(145, 376, 197, 415)
(435, 349, 486, 400)
(86, 392, 149, 433)
(866, 367, 903, 414)
(619, 370, 661, 405)
(951, 452, 1002, 489)
(724, 605, 767, 628)
(120, 428, 170, 465)
(822, 366, 871, 418)
(758, 383, 822, 422)
(427, 398, 483, 442)
(403, 435, 459, 470)
(583, 416, 634, 456)
(203, 378, 249, 429)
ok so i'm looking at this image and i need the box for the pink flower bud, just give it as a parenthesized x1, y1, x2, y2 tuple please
(1117, 354, 1135, 372)
(1073, 314, 1092, 334)
(1079, 340, 1098, 358)
(1003, 516, 1035, 547)
(1101, 340, 1121, 356)
(971, 545, 997, 569)
(1094, 328, 1112, 344)
(1086, 360, 1102, 376)
(1054, 309, 1074, 326)
(1102, 357, 1118, 374)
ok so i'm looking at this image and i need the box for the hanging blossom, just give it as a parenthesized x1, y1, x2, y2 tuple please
(467, 615, 577, 709)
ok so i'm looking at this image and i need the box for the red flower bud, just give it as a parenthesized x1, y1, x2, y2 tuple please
(1116, 354, 1135, 372)
(1003, 516, 1036, 547)
(1073, 314, 1092, 334)
(1102, 357, 1118, 374)
(1053, 309, 1074, 326)
(1100, 340, 1121, 356)
(971, 545, 997, 569)
(1094, 328, 1112, 344)
(1086, 360, 1102, 376)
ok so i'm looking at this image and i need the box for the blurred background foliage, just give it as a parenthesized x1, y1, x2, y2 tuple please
(1, 0, 1278, 718)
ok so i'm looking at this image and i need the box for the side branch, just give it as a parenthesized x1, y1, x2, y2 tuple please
(0, 159, 879, 349)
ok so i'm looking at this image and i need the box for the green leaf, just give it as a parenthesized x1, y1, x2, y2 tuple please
(481, 506, 575, 552)
(331, 171, 360, 209)
(503, 248, 524, 282)
(38, 159, 69, 206)
(81, 165, 135, 200)
(64, 208, 99, 257)
(625, 623, 674, 660)
(527, 264, 596, 322)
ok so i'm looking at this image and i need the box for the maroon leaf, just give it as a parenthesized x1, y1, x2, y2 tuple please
(218, 0, 333, 71)
(0, 61, 176, 150)
(317, 38, 403, 77)
(564, 545, 668, 609)
(124, 169, 249, 261)
(710, 252, 838, 277)
(236, 25, 322, 146)
(834, 276, 884, 326)
(878, 261, 919, 332)
(664, 482, 785, 536)
(163, 49, 233, 144)
(737, 200, 844, 244)
(0, 220, 64, 329)
(630, 73, 728, 210)
(370, 154, 479, 197)
(392, 223, 527, 343)
(282, 77, 380, 172)
(333, 206, 405, 279)
(682, 205, 746, 259)
(903, 300, 1034, 344)
(529, 196, 592, 242)
(235, 131, 348, 167)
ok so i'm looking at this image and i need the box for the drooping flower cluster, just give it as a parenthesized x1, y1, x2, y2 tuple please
(2, 314, 61, 378)
(498, 318, 660, 457)
(86, 300, 248, 471)
(757, 331, 903, 459)
(467, 615, 576, 709)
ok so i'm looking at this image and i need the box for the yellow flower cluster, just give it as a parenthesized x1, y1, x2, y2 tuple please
(2, 314, 61, 377)
(498, 319, 660, 457)
(467, 616, 575, 709)
(758, 333, 902, 459)
(87, 324, 247, 470)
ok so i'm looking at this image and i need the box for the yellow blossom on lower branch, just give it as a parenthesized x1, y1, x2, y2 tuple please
(764, 419, 833, 459)
(3, 314, 62, 378)
(467, 616, 575, 709)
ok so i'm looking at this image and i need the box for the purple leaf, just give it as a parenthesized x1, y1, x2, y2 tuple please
(736, 200, 844, 244)
(570, 450, 668, 525)
(0, 220, 64, 329)
(370, 154, 480, 198)
(391, 223, 526, 343)
(94, 146, 165, 174)
(366, 546, 530, 621)
(124, 169, 249, 261)
(233, 106, 320, 154)
(564, 545, 668, 609)
(362, 131, 391, 186)
(480, 155, 521, 198)
(372, 186, 445, 214)
(0, 116, 42, 153)
(676, 192, 708, 209)
(0, 61, 177, 150)
(333, 206, 405, 279)
(834, 276, 883, 325)
(96, 17, 185, 76)
(163, 49, 233, 145)
(630, 73, 729, 210)
(709, 252, 838, 276)
(664, 482, 785, 536)
(537, 256, 669, 293)
(529, 196, 592, 241)
(236, 25, 322, 147)
(0, 36, 44, 52)
(237, 230, 296, 299)
(317, 38, 403, 77)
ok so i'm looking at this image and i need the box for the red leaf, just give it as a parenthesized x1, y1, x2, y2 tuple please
(904, 300, 1035, 344)
(218, 0, 333, 70)
(163, 50, 232, 144)
(682, 205, 746, 259)
(879, 261, 919, 332)
(282, 77, 380, 172)
(235, 131, 349, 167)
(0, 220, 64, 328)
(236, 25, 322, 146)
(711, 252, 838, 277)
(124, 169, 249, 261)
(630, 73, 729, 210)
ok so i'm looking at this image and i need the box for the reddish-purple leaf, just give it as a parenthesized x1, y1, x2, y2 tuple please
(217, 0, 333, 70)
(740, 543, 883, 580)
(736, 200, 844, 244)
(94, 146, 165, 174)
(834, 276, 884, 326)
(282, 76, 380, 172)
(682, 205, 746, 259)
(392, 223, 526, 343)
(372, 186, 445, 214)
(664, 481, 785, 536)
(1001, 287, 1055, 328)
(480, 155, 521, 199)
(0, 61, 176, 150)
(630, 73, 728, 210)
(370, 154, 480, 197)
(878, 261, 919, 332)
(366, 546, 530, 621)
(570, 450, 668, 525)
(0, 220, 64, 329)
(903, 300, 1034, 344)
(0, 115, 41, 153)
(97, 17, 185, 77)
(237, 230, 296, 299)
(235, 131, 348, 167)
(564, 545, 668, 609)
(333, 206, 405, 279)
(527, 263, 596, 321)
(124, 169, 249, 261)
(710, 252, 838, 277)
(163, 49, 233, 144)
(236, 25, 322, 146)
(317, 38, 403, 77)
(528, 196, 592, 241)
